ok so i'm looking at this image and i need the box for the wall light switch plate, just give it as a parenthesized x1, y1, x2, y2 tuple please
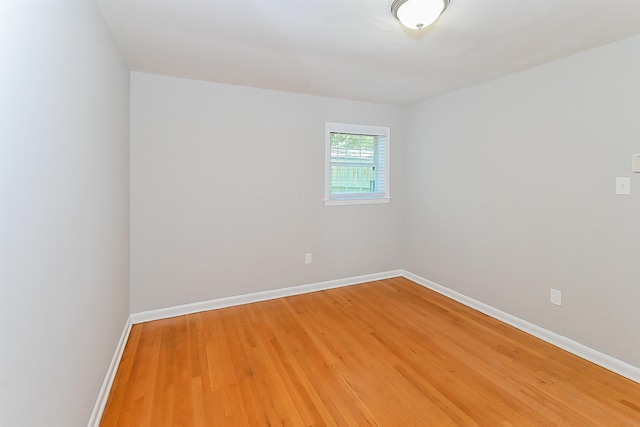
(616, 177, 631, 195)
(633, 154, 640, 173)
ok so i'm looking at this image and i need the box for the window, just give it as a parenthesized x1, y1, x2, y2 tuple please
(325, 122, 390, 206)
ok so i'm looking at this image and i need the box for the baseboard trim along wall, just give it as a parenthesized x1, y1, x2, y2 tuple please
(88, 317, 133, 427)
(130, 270, 404, 324)
(402, 270, 640, 384)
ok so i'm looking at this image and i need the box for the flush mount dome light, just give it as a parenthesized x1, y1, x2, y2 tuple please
(391, 0, 450, 30)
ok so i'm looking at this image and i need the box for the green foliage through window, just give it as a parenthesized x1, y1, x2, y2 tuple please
(330, 133, 377, 194)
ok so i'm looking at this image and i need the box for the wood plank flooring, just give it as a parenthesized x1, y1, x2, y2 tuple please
(100, 277, 640, 426)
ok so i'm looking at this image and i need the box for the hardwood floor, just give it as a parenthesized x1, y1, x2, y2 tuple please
(100, 277, 640, 426)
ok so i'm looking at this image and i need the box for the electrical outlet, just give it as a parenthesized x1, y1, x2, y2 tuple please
(305, 253, 312, 264)
(550, 289, 562, 306)
(616, 177, 631, 195)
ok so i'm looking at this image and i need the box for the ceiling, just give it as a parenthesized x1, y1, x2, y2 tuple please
(97, 0, 640, 105)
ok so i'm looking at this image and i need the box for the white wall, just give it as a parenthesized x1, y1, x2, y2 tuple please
(404, 35, 640, 368)
(0, 2, 130, 426)
(130, 72, 405, 313)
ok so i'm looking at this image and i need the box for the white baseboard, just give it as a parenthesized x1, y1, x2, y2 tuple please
(87, 316, 133, 427)
(402, 270, 640, 384)
(130, 270, 404, 324)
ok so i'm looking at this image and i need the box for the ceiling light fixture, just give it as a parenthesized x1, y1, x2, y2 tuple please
(391, 0, 450, 30)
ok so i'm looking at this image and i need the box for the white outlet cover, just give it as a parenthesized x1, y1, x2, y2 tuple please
(616, 177, 631, 195)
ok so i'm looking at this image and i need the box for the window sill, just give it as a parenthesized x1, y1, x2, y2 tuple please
(323, 197, 390, 206)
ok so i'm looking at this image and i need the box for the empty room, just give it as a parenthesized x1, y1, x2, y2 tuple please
(2, 0, 640, 426)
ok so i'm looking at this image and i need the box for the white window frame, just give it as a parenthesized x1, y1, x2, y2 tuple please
(324, 122, 390, 206)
